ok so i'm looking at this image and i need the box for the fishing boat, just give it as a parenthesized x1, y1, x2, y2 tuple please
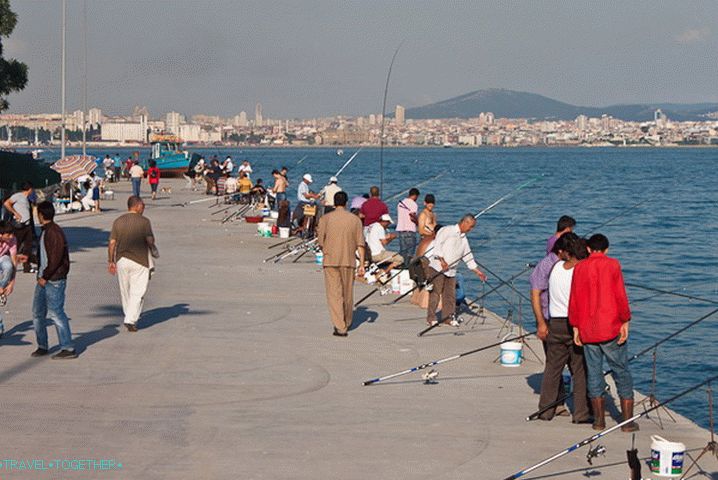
(144, 134, 190, 176)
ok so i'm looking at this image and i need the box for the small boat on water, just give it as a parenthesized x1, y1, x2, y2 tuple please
(143, 134, 190, 176)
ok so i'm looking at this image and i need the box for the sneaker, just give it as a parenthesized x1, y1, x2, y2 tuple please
(379, 285, 392, 296)
(31, 348, 49, 357)
(449, 319, 461, 327)
(28, 267, 38, 274)
(124, 323, 138, 332)
(0, 293, 6, 306)
(52, 349, 77, 360)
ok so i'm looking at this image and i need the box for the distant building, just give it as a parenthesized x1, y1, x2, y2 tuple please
(485, 112, 495, 125)
(178, 124, 201, 142)
(575, 114, 588, 131)
(166, 111, 181, 134)
(88, 108, 102, 126)
(234, 111, 248, 127)
(101, 116, 147, 143)
(395, 105, 405, 125)
(255, 103, 263, 127)
(369, 114, 376, 125)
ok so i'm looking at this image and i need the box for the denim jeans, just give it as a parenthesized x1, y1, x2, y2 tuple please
(274, 192, 287, 211)
(0, 255, 12, 330)
(131, 178, 141, 197)
(583, 337, 633, 399)
(397, 231, 417, 268)
(32, 279, 74, 351)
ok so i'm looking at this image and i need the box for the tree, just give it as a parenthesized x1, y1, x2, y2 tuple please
(0, 0, 27, 112)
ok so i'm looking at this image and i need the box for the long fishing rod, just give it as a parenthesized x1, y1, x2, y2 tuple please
(383, 171, 447, 203)
(267, 236, 301, 250)
(584, 197, 650, 235)
(333, 147, 362, 178)
(506, 373, 718, 480)
(359, 175, 545, 307)
(526, 307, 718, 421)
(295, 155, 308, 165)
(379, 41, 403, 200)
(474, 261, 531, 304)
(363, 330, 534, 386)
(274, 238, 318, 263)
(417, 263, 535, 337)
(626, 282, 718, 306)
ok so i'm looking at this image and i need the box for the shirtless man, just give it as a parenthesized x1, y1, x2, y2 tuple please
(418, 194, 437, 238)
(271, 169, 288, 211)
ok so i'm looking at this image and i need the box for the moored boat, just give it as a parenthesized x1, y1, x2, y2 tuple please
(143, 134, 190, 177)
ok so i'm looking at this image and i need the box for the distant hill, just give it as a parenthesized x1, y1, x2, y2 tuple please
(402, 89, 718, 122)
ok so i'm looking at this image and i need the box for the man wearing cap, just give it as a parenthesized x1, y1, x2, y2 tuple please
(366, 213, 403, 276)
(293, 174, 321, 229)
(320, 176, 342, 214)
(316, 191, 365, 337)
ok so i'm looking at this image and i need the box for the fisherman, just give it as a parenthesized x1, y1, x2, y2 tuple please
(0, 221, 19, 337)
(293, 174, 320, 229)
(31, 201, 76, 359)
(396, 188, 420, 267)
(3, 182, 35, 273)
(271, 169, 288, 211)
(238, 172, 253, 203)
(316, 191, 365, 337)
(360, 186, 388, 227)
(537, 233, 591, 423)
(569, 233, 637, 432)
(417, 194, 437, 238)
(546, 215, 576, 254)
(238, 160, 252, 179)
(320, 176, 342, 214)
(222, 156, 234, 176)
(350, 193, 369, 214)
(426, 215, 486, 327)
(108, 196, 159, 332)
(365, 214, 403, 283)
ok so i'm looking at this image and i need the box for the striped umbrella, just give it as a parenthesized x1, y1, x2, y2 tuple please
(50, 155, 97, 181)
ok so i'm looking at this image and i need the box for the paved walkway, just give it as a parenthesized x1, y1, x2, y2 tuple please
(0, 179, 712, 479)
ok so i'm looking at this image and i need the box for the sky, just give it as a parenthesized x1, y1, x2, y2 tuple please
(3, 0, 718, 118)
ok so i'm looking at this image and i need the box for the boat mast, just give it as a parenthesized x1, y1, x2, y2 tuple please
(60, 0, 66, 162)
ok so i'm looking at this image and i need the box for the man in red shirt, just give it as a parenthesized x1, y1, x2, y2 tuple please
(360, 186, 388, 227)
(569, 234, 637, 432)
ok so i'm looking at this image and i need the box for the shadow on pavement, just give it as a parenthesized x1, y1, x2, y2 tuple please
(350, 306, 378, 331)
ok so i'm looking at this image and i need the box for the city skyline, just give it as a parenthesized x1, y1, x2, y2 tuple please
(4, 1, 718, 118)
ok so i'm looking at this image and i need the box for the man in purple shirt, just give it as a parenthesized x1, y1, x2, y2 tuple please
(545, 215, 576, 254)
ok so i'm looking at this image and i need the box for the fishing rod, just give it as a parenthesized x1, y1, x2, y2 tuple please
(295, 155, 308, 165)
(474, 261, 531, 304)
(417, 263, 535, 337)
(363, 330, 534, 386)
(333, 147, 362, 178)
(626, 282, 718, 306)
(267, 236, 301, 250)
(358, 175, 545, 307)
(631, 281, 717, 304)
(584, 197, 650, 235)
(506, 373, 718, 480)
(379, 41, 403, 199)
(264, 236, 312, 262)
(526, 307, 718, 421)
(274, 238, 318, 263)
(383, 171, 447, 203)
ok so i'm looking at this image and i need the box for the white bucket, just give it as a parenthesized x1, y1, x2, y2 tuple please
(650, 435, 685, 477)
(398, 270, 415, 295)
(257, 222, 269, 234)
(279, 227, 290, 239)
(270, 211, 279, 219)
(390, 269, 402, 294)
(500, 335, 523, 367)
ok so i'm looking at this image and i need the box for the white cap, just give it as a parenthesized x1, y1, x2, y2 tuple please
(380, 213, 393, 223)
(303, 174, 313, 183)
(329, 176, 338, 183)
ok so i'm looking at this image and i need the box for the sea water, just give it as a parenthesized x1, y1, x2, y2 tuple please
(44, 146, 718, 429)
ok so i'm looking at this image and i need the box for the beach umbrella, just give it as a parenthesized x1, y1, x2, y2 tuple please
(50, 154, 97, 181)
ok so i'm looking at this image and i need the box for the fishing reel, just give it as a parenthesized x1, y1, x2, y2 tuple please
(422, 369, 439, 385)
(586, 444, 606, 465)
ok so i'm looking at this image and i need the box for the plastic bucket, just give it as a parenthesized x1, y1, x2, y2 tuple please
(270, 211, 279, 219)
(650, 435, 685, 477)
(279, 227, 290, 239)
(315, 251, 324, 265)
(500, 336, 523, 367)
(261, 208, 270, 217)
(257, 222, 269, 234)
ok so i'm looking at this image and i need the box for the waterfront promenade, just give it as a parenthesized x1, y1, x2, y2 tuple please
(0, 179, 712, 480)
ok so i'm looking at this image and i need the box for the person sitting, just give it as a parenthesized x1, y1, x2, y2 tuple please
(250, 179, 267, 206)
(238, 172, 253, 204)
(225, 176, 238, 195)
(365, 213, 403, 280)
(80, 180, 96, 212)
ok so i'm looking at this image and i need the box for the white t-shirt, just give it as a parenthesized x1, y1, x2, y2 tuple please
(130, 165, 144, 178)
(548, 260, 574, 318)
(9, 192, 31, 223)
(238, 164, 252, 178)
(366, 222, 387, 257)
(223, 159, 234, 173)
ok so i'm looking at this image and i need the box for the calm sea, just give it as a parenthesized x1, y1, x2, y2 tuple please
(38, 146, 718, 429)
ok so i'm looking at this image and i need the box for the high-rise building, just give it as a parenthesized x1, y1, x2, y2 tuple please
(485, 112, 495, 125)
(233, 111, 248, 127)
(88, 107, 102, 126)
(395, 105, 405, 126)
(255, 103, 263, 127)
(575, 114, 588, 131)
(368, 114, 376, 125)
(166, 111, 181, 134)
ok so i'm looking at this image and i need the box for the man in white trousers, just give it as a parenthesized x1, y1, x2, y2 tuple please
(107, 196, 158, 332)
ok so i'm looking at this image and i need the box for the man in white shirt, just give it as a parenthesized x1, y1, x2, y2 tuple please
(129, 163, 144, 197)
(3, 182, 35, 273)
(320, 176, 342, 214)
(222, 156, 234, 176)
(426, 214, 486, 326)
(366, 214, 403, 275)
(238, 160, 252, 178)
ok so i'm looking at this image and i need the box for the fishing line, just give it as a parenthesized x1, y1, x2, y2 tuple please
(625, 282, 718, 306)
(379, 41, 404, 199)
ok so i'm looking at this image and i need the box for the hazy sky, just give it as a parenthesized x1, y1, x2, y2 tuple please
(4, 0, 718, 118)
